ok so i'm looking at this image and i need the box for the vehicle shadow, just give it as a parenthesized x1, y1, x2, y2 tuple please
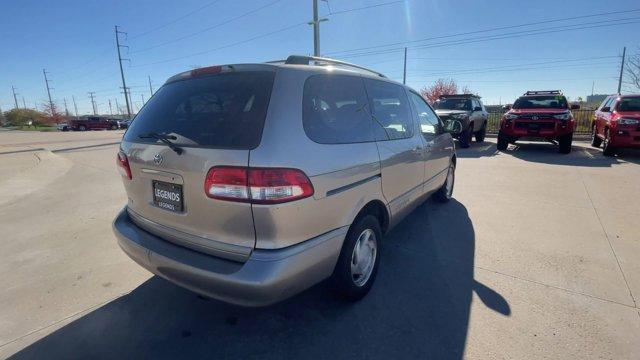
(9, 200, 509, 360)
(454, 140, 500, 158)
(501, 142, 640, 167)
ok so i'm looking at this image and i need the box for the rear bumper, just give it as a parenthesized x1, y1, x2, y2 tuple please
(113, 207, 347, 306)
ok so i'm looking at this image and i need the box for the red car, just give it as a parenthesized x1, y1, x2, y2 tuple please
(591, 94, 640, 156)
(69, 116, 119, 131)
(497, 90, 579, 154)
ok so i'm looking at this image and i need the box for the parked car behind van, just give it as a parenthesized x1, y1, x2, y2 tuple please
(112, 56, 457, 306)
(591, 94, 640, 156)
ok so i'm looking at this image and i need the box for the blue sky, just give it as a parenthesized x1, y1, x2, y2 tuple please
(1, 0, 639, 115)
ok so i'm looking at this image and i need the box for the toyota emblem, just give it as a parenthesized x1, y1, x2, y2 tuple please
(153, 154, 163, 166)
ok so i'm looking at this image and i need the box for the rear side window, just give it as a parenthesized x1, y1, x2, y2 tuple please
(364, 79, 414, 140)
(302, 74, 375, 144)
(124, 71, 275, 149)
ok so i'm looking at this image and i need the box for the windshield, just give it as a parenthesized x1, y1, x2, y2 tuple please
(616, 97, 640, 112)
(513, 95, 568, 109)
(124, 71, 275, 149)
(433, 98, 472, 111)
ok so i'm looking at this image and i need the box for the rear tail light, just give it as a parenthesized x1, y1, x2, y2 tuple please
(204, 167, 314, 204)
(116, 150, 132, 180)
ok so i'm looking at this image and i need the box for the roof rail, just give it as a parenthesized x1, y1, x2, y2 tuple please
(524, 90, 562, 96)
(438, 93, 481, 99)
(267, 55, 386, 78)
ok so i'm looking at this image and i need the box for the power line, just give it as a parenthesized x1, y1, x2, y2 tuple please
(327, 0, 402, 16)
(132, 0, 284, 54)
(326, 8, 640, 56)
(129, 0, 223, 40)
(132, 1, 406, 67)
(335, 18, 640, 59)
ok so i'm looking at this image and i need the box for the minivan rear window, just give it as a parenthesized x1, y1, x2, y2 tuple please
(124, 71, 275, 149)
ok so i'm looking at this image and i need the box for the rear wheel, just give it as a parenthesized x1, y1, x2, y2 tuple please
(110, 124, 118, 130)
(558, 132, 573, 154)
(459, 124, 473, 148)
(79, 125, 86, 131)
(332, 215, 381, 302)
(590, 125, 602, 148)
(434, 162, 455, 203)
(475, 122, 487, 142)
(602, 128, 616, 156)
(497, 132, 509, 151)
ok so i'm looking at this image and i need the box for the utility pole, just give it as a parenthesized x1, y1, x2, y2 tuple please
(88, 92, 97, 115)
(11, 86, 19, 109)
(309, 0, 327, 57)
(22, 96, 27, 109)
(115, 25, 132, 119)
(72, 95, 79, 119)
(148, 75, 154, 96)
(403, 47, 408, 85)
(115, 98, 121, 115)
(43, 69, 55, 115)
(63, 98, 70, 116)
(141, 93, 145, 106)
(108, 99, 113, 115)
(617, 46, 626, 94)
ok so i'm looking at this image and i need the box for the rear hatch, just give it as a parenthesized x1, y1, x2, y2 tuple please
(119, 67, 275, 262)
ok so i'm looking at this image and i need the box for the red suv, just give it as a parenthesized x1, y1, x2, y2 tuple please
(69, 116, 119, 131)
(497, 90, 579, 154)
(591, 94, 640, 156)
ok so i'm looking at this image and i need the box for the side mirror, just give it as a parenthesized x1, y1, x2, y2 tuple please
(443, 120, 463, 134)
(473, 106, 482, 112)
(502, 105, 511, 110)
(570, 104, 580, 110)
(601, 106, 610, 112)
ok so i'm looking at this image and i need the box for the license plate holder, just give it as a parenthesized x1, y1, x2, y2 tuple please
(153, 181, 183, 212)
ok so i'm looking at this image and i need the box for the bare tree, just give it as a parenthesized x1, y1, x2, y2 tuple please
(624, 46, 640, 92)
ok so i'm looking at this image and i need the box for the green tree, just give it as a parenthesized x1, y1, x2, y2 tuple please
(4, 108, 45, 126)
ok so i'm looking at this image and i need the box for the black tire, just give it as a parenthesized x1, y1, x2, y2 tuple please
(110, 124, 118, 130)
(459, 124, 473, 148)
(434, 162, 455, 203)
(590, 125, 602, 148)
(602, 128, 616, 157)
(558, 132, 573, 154)
(331, 215, 381, 302)
(79, 125, 86, 131)
(497, 132, 509, 151)
(475, 122, 487, 142)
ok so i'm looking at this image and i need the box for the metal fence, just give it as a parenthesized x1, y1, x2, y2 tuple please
(485, 109, 595, 135)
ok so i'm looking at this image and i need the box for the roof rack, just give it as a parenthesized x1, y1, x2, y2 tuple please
(267, 55, 386, 78)
(524, 90, 562, 96)
(438, 94, 481, 99)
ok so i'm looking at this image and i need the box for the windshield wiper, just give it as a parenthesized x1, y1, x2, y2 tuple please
(138, 133, 183, 155)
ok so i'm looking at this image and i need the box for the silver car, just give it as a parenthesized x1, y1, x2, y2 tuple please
(113, 55, 456, 306)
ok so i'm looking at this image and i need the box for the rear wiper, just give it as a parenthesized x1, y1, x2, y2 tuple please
(139, 133, 183, 155)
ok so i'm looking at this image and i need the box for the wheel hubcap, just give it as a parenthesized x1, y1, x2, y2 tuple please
(350, 229, 377, 287)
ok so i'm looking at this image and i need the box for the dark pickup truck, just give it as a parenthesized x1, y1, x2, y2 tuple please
(69, 116, 120, 131)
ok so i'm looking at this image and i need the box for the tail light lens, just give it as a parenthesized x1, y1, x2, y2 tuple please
(204, 167, 313, 204)
(116, 151, 132, 180)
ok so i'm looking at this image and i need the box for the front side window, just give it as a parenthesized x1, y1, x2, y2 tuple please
(302, 74, 374, 144)
(364, 79, 414, 140)
(408, 91, 440, 136)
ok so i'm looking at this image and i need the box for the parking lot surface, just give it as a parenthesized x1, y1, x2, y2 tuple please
(1, 130, 639, 359)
